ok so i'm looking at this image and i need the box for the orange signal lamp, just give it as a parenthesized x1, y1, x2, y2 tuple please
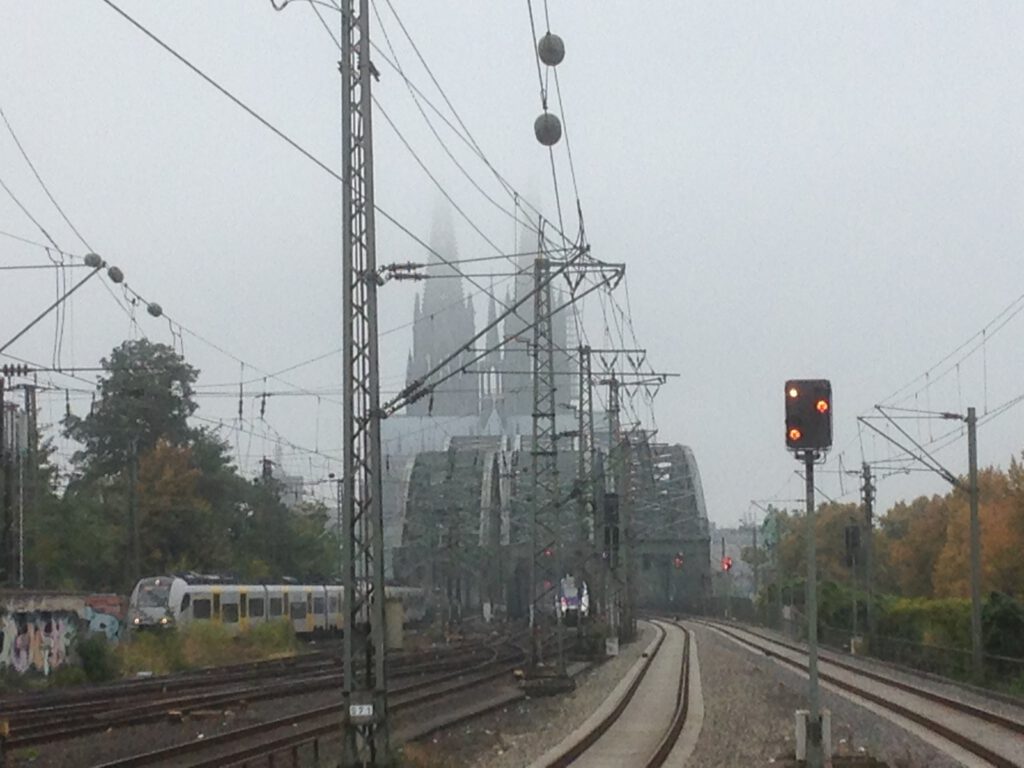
(788, 427, 802, 441)
(816, 399, 830, 413)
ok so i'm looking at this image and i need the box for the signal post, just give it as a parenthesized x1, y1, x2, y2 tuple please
(784, 379, 833, 768)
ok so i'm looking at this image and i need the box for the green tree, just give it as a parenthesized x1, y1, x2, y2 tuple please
(63, 339, 198, 481)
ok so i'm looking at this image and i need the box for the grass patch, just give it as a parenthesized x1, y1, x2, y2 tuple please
(119, 629, 186, 676)
(119, 620, 298, 677)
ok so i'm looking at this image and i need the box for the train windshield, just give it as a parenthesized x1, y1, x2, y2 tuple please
(135, 577, 172, 608)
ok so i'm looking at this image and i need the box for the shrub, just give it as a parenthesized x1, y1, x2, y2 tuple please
(77, 634, 121, 683)
(982, 592, 1024, 659)
(877, 597, 971, 649)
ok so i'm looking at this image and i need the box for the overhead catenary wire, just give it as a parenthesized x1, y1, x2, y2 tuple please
(99, 0, 567, 333)
(0, 172, 61, 251)
(366, 0, 565, 254)
(375, 0, 570, 249)
(0, 105, 94, 252)
(878, 289, 1024, 408)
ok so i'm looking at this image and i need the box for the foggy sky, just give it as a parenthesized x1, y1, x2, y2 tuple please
(2, 2, 1023, 526)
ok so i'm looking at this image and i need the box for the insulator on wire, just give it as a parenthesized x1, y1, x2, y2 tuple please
(107, 266, 124, 284)
(534, 112, 562, 146)
(146, 302, 163, 318)
(537, 33, 565, 66)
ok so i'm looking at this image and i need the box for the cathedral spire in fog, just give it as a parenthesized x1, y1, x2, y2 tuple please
(406, 206, 478, 416)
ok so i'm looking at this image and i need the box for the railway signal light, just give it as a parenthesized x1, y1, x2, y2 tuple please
(785, 379, 833, 451)
(673, 552, 684, 569)
(721, 556, 733, 572)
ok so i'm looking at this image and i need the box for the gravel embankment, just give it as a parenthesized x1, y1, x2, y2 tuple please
(686, 623, 964, 768)
(413, 623, 656, 768)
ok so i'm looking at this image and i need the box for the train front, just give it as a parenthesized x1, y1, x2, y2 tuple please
(127, 576, 179, 629)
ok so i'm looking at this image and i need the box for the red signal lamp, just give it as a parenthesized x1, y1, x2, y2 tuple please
(816, 399, 830, 414)
(788, 427, 802, 442)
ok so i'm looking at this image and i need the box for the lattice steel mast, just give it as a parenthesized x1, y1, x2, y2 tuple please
(575, 345, 595, 626)
(340, 0, 388, 763)
(529, 236, 566, 675)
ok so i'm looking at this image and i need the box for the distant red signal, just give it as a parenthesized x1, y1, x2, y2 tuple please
(721, 556, 733, 572)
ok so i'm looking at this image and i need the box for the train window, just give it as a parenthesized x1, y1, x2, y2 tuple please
(249, 598, 265, 618)
(328, 596, 339, 613)
(180, 594, 191, 613)
(290, 601, 307, 620)
(269, 597, 283, 617)
(239, 593, 247, 619)
(313, 597, 325, 615)
(222, 603, 239, 623)
(306, 592, 313, 612)
(193, 599, 211, 619)
(213, 593, 221, 618)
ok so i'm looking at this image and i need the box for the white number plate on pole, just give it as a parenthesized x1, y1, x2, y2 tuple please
(349, 703, 374, 723)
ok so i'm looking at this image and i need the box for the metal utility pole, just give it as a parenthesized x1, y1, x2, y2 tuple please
(340, 0, 389, 762)
(329, 474, 343, 579)
(18, 385, 36, 588)
(575, 345, 595, 635)
(0, 375, 10, 584)
(620, 431, 636, 641)
(751, 521, 759, 606)
(966, 407, 982, 681)
(604, 376, 622, 639)
(803, 452, 822, 768)
(721, 537, 728, 618)
(861, 463, 875, 643)
(128, 436, 140, 588)
(528, 245, 566, 676)
(861, 404, 984, 682)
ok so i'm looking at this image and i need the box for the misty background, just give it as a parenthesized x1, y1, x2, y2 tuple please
(2, 1, 1023, 526)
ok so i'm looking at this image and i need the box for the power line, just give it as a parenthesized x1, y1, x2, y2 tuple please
(368, 2, 551, 255)
(98, 0, 561, 320)
(0, 172, 60, 250)
(0, 104, 94, 251)
(376, 0, 569, 249)
(879, 290, 1024, 408)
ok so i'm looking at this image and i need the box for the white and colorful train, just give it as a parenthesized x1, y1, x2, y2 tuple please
(128, 575, 427, 635)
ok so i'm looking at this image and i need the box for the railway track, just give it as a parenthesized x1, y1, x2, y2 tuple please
(701, 619, 1024, 768)
(91, 638, 531, 767)
(0, 636, 499, 750)
(533, 619, 692, 768)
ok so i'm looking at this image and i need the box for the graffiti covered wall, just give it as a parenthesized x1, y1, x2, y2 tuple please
(0, 611, 77, 674)
(0, 591, 127, 675)
(84, 594, 126, 643)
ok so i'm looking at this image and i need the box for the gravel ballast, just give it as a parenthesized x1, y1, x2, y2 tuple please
(413, 623, 657, 768)
(686, 622, 965, 768)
